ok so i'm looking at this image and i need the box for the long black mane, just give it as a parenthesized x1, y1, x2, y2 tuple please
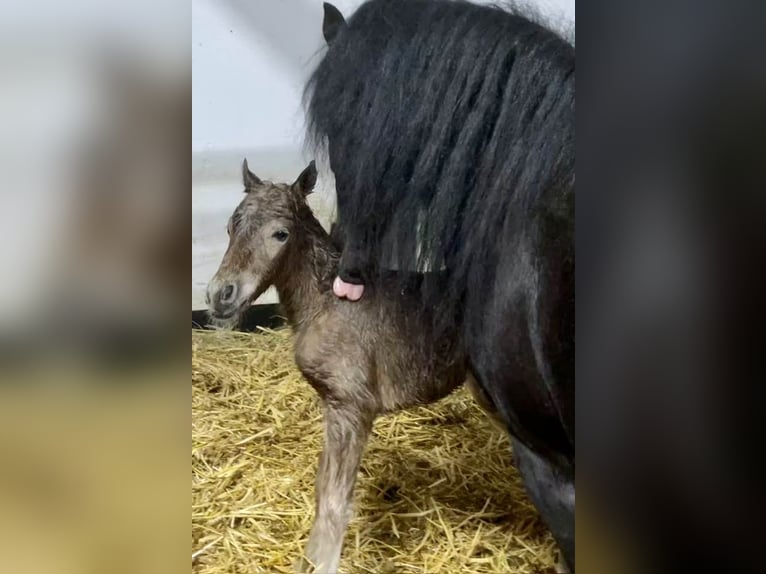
(305, 0, 574, 333)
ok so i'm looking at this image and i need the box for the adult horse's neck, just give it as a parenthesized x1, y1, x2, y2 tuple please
(272, 212, 338, 328)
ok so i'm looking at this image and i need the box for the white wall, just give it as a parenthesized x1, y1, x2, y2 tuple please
(192, 0, 379, 154)
(191, 0, 574, 309)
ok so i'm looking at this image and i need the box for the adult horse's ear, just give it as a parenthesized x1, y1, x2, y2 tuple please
(293, 161, 317, 196)
(322, 2, 346, 45)
(242, 158, 262, 190)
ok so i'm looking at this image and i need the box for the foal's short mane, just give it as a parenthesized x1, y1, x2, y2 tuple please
(291, 196, 341, 290)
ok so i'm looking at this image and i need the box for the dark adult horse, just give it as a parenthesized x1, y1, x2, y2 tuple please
(305, 0, 574, 569)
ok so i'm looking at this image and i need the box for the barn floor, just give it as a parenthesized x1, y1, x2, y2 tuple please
(192, 328, 557, 573)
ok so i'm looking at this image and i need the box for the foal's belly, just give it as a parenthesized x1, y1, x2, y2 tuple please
(295, 298, 465, 412)
(372, 336, 466, 412)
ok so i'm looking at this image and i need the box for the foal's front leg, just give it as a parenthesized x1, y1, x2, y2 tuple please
(301, 403, 373, 574)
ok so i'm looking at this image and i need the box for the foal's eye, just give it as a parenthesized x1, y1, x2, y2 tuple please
(272, 230, 289, 242)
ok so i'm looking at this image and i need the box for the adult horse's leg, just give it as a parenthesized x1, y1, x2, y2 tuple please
(466, 373, 574, 570)
(513, 438, 575, 572)
(469, 335, 575, 570)
(465, 243, 575, 570)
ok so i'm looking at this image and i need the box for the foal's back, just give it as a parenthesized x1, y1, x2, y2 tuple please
(295, 273, 467, 413)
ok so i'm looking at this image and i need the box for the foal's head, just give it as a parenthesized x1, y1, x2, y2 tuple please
(206, 159, 317, 322)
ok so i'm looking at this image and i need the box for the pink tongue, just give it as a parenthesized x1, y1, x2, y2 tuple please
(333, 276, 365, 301)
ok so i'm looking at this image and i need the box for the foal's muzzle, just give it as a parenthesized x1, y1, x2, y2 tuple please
(206, 281, 239, 318)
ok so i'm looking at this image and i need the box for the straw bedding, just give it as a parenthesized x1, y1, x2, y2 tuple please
(192, 328, 557, 573)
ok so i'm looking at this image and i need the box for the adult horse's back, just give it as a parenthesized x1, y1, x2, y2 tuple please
(305, 0, 574, 568)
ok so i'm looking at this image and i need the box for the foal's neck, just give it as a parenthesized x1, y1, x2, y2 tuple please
(272, 211, 338, 328)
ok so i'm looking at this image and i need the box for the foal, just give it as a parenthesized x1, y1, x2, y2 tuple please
(207, 161, 495, 573)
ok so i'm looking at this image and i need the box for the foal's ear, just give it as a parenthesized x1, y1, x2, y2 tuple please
(292, 161, 317, 196)
(322, 2, 346, 45)
(242, 158, 262, 190)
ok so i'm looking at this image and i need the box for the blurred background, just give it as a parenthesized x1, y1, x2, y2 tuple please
(0, 1, 189, 573)
(0, 0, 189, 363)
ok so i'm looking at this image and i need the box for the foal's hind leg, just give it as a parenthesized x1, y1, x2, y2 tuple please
(512, 439, 575, 572)
(298, 403, 373, 574)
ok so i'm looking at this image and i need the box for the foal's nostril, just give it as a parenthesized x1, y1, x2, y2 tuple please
(220, 284, 236, 303)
